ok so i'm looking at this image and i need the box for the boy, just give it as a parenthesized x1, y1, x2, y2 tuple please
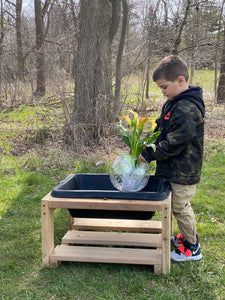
(140, 55, 204, 262)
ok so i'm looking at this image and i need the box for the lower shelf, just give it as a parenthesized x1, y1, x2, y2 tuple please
(50, 244, 162, 265)
(72, 218, 162, 232)
(62, 230, 162, 247)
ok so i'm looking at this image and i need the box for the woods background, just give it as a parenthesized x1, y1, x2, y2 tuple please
(0, 0, 225, 152)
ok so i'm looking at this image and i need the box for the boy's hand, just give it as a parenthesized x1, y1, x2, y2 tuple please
(139, 154, 148, 163)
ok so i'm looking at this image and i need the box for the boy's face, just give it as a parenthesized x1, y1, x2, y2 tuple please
(155, 77, 188, 100)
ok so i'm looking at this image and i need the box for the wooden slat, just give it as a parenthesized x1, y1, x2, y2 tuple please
(41, 192, 171, 274)
(62, 230, 162, 247)
(50, 245, 161, 265)
(44, 193, 162, 212)
(72, 218, 162, 233)
(41, 199, 55, 266)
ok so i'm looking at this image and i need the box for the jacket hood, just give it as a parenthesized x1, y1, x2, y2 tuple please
(171, 86, 205, 117)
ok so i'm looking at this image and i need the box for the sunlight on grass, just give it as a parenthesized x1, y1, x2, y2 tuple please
(192, 69, 215, 90)
(120, 69, 216, 113)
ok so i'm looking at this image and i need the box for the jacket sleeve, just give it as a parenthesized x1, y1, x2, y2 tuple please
(141, 102, 199, 163)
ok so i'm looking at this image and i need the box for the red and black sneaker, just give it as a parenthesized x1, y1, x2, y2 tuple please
(171, 233, 185, 248)
(171, 240, 202, 262)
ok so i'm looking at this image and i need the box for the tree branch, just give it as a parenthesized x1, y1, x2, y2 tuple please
(173, 0, 191, 55)
(5, 0, 16, 8)
(42, 0, 51, 17)
(178, 42, 219, 53)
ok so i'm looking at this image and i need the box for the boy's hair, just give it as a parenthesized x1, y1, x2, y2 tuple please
(153, 55, 189, 82)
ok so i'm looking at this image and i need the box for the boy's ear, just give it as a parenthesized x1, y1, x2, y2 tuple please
(177, 76, 186, 85)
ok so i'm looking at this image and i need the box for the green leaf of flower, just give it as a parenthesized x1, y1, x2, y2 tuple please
(141, 131, 160, 145)
(122, 135, 131, 148)
(118, 120, 132, 148)
(146, 143, 156, 152)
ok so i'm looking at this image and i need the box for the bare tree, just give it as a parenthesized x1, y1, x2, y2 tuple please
(144, 0, 160, 99)
(217, 19, 225, 104)
(16, 0, 24, 80)
(69, 0, 79, 77)
(173, 0, 191, 55)
(0, 0, 224, 112)
(0, 0, 4, 95)
(34, 0, 45, 96)
(114, 0, 129, 115)
(34, 0, 52, 97)
(73, 0, 121, 150)
(3, 0, 24, 80)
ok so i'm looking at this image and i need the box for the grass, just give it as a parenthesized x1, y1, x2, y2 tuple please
(0, 142, 224, 299)
(0, 70, 225, 299)
(191, 69, 215, 90)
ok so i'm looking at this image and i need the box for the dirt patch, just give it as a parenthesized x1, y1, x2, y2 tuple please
(0, 103, 224, 158)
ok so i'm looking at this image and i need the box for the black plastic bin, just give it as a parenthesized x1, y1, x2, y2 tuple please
(51, 173, 171, 220)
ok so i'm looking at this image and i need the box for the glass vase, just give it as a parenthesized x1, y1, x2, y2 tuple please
(110, 154, 149, 192)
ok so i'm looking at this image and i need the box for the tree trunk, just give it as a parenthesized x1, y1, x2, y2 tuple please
(114, 0, 128, 115)
(34, 0, 46, 97)
(214, 1, 224, 99)
(217, 22, 225, 104)
(16, 0, 24, 80)
(73, 0, 120, 150)
(0, 0, 4, 96)
(69, 0, 78, 78)
(145, 0, 160, 99)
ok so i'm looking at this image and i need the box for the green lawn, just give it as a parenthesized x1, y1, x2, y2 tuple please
(0, 70, 224, 299)
(0, 138, 224, 299)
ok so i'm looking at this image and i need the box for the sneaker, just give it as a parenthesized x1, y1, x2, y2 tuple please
(171, 240, 202, 262)
(171, 233, 185, 247)
(171, 234, 199, 248)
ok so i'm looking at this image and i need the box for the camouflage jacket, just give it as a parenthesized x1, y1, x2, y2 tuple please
(141, 86, 205, 185)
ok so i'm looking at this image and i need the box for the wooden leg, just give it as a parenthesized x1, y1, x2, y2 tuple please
(171, 208, 173, 237)
(154, 264, 162, 274)
(68, 211, 74, 230)
(161, 193, 171, 274)
(154, 247, 162, 274)
(41, 198, 55, 266)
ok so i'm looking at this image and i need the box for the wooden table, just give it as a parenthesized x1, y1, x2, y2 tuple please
(41, 192, 172, 274)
